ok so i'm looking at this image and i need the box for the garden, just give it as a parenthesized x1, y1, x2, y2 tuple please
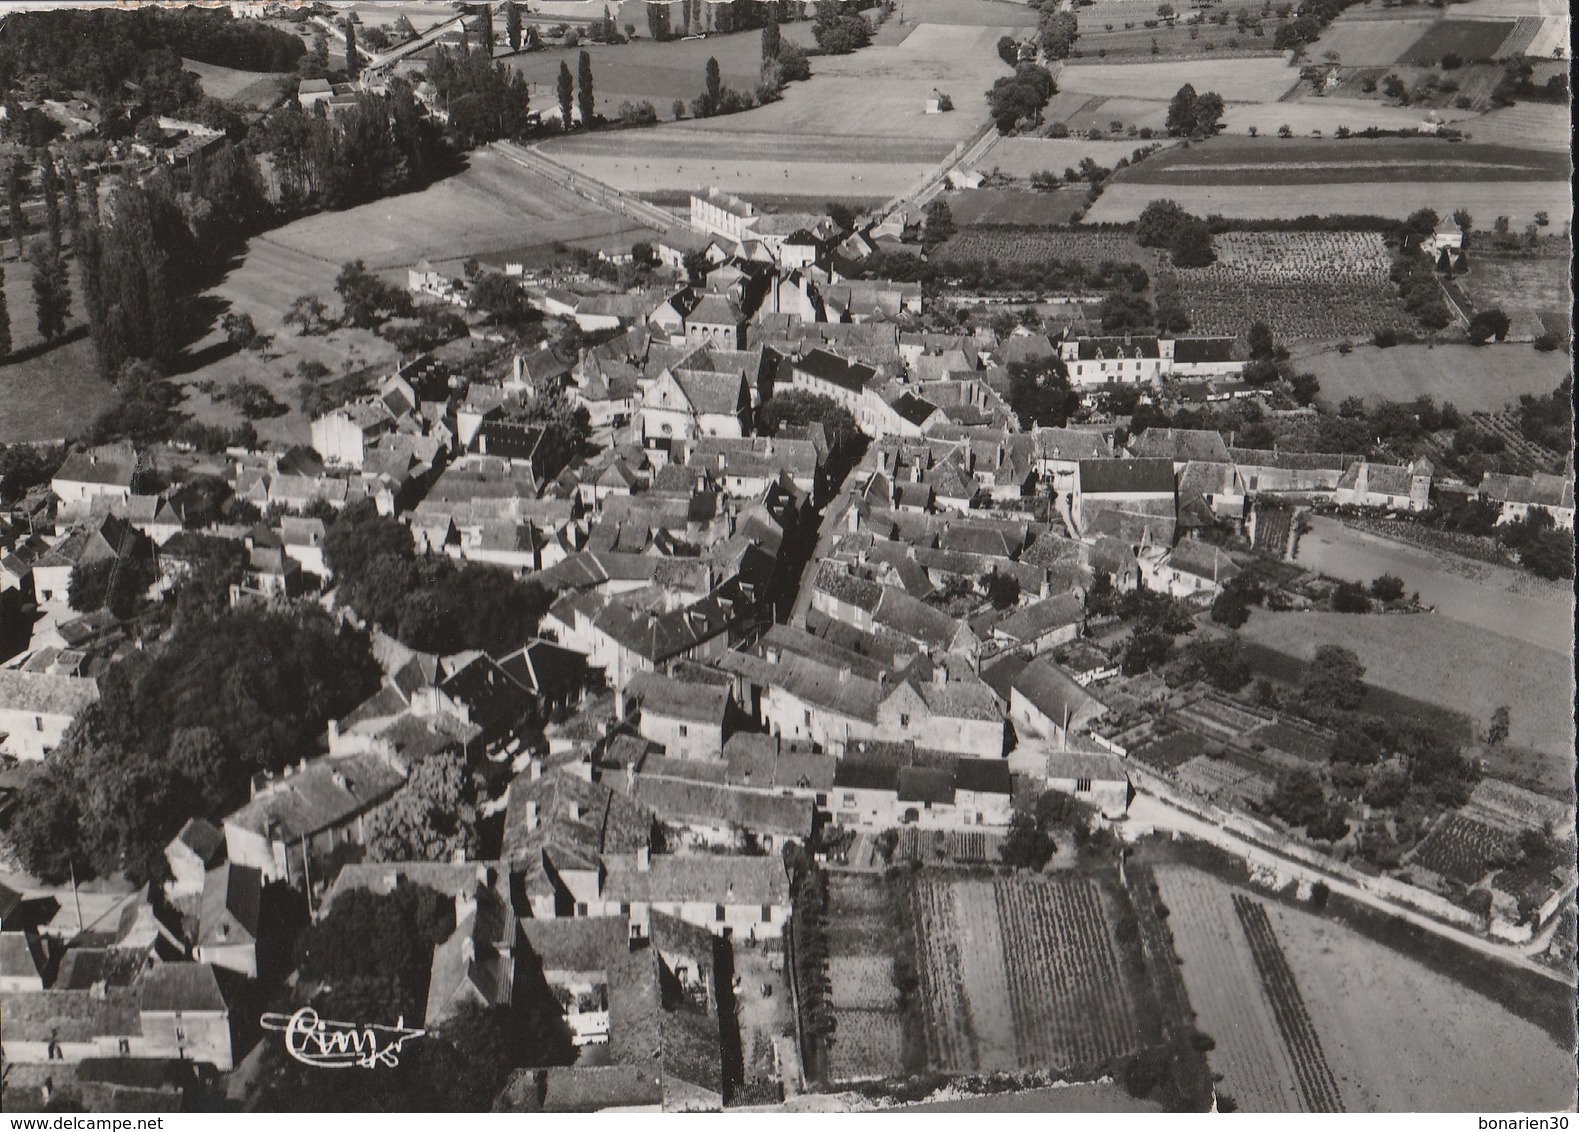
(1408, 812, 1518, 885)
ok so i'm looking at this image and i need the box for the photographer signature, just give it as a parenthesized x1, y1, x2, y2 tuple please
(260, 1008, 425, 1069)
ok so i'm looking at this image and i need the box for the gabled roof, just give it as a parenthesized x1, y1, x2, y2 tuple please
(137, 962, 227, 1013)
(686, 293, 744, 327)
(891, 392, 942, 428)
(627, 672, 730, 725)
(53, 442, 137, 488)
(671, 369, 746, 417)
(198, 864, 261, 949)
(1127, 428, 1231, 465)
(791, 348, 877, 393)
(1078, 458, 1176, 496)
(1010, 658, 1107, 725)
(995, 592, 1084, 642)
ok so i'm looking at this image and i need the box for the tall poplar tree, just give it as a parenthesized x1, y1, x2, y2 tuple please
(576, 49, 594, 127)
(557, 60, 574, 128)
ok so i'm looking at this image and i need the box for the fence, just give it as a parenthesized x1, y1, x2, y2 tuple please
(493, 141, 681, 232)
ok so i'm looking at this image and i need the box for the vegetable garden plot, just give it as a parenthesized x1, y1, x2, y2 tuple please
(937, 229, 1147, 269)
(1410, 813, 1519, 885)
(1232, 895, 1346, 1112)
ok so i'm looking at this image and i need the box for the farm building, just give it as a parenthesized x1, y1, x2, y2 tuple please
(0, 669, 100, 761)
(1139, 539, 1242, 599)
(194, 864, 262, 979)
(1059, 336, 1243, 386)
(603, 850, 790, 942)
(1042, 747, 1132, 820)
(1006, 657, 1110, 744)
(1227, 447, 1360, 496)
(1333, 458, 1433, 512)
(51, 442, 138, 506)
(1478, 471, 1575, 530)
(624, 671, 734, 761)
(830, 756, 1014, 831)
(1072, 458, 1176, 534)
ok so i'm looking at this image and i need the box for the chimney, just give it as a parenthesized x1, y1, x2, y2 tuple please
(529, 760, 542, 781)
(932, 662, 947, 687)
(637, 845, 651, 872)
(460, 936, 476, 962)
(626, 762, 636, 791)
(568, 801, 582, 822)
(525, 800, 539, 831)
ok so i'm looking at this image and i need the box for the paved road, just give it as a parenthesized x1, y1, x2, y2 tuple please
(1125, 790, 1571, 985)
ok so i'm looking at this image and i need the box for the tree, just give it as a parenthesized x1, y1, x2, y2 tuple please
(924, 197, 955, 245)
(763, 16, 782, 59)
(1165, 83, 1198, 137)
(813, 1, 871, 54)
(506, 2, 522, 51)
(297, 884, 457, 1023)
(1169, 215, 1215, 268)
(1369, 573, 1405, 602)
(1007, 356, 1073, 428)
(27, 237, 69, 342)
(557, 60, 574, 127)
(1268, 767, 1327, 829)
(1302, 644, 1366, 711)
(702, 55, 723, 116)
(284, 293, 329, 335)
(336, 259, 409, 328)
(1466, 307, 1511, 345)
(365, 749, 478, 862)
(1038, 9, 1079, 58)
(1100, 287, 1153, 333)
(1486, 705, 1510, 746)
(1187, 635, 1251, 691)
(1134, 198, 1191, 248)
(6, 158, 26, 256)
(576, 49, 595, 127)
(998, 34, 1019, 65)
(1330, 579, 1370, 613)
(1192, 90, 1225, 136)
(39, 155, 62, 254)
(1247, 321, 1275, 361)
(1122, 629, 1174, 675)
(987, 63, 1056, 133)
(982, 570, 1020, 610)
(1000, 811, 1054, 871)
(0, 264, 10, 359)
(343, 18, 359, 77)
(1381, 73, 1406, 102)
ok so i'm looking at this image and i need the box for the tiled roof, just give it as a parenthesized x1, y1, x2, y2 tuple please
(716, 650, 881, 723)
(53, 442, 137, 488)
(632, 776, 815, 837)
(0, 989, 140, 1042)
(792, 348, 877, 393)
(223, 752, 407, 841)
(671, 369, 745, 417)
(627, 672, 730, 725)
(813, 562, 883, 612)
(198, 864, 261, 948)
(137, 962, 227, 1013)
(995, 593, 1084, 642)
(1010, 658, 1107, 724)
(1172, 337, 1236, 363)
(1078, 458, 1176, 496)
(603, 852, 789, 906)
(1128, 428, 1231, 465)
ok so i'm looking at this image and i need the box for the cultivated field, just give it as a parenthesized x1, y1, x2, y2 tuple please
(1056, 57, 1299, 103)
(264, 147, 652, 271)
(1410, 812, 1517, 884)
(538, 129, 945, 197)
(1291, 342, 1570, 412)
(0, 262, 117, 444)
(907, 872, 1146, 1075)
(1455, 254, 1571, 339)
(823, 872, 907, 1084)
(1239, 604, 1571, 762)
(937, 228, 1146, 269)
(1307, 16, 1437, 67)
(1259, 891, 1578, 1110)
(1113, 138, 1571, 186)
(1163, 230, 1411, 340)
(1397, 19, 1517, 64)
(977, 135, 1166, 180)
(1085, 180, 1570, 226)
(1158, 865, 1579, 1111)
(182, 58, 289, 108)
(1467, 104, 1571, 151)
(503, 24, 817, 116)
(945, 189, 1087, 226)
(1153, 867, 1308, 1112)
(1223, 98, 1478, 136)
(539, 20, 1018, 199)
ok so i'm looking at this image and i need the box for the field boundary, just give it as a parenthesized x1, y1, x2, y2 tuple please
(499, 140, 680, 231)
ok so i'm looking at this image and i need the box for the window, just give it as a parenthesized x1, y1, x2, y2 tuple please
(678, 724, 688, 737)
(804, 710, 812, 725)
(816, 794, 828, 807)
(899, 713, 910, 728)
(119, 1039, 131, 1054)
(761, 903, 773, 922)
(715, 903, 726, 922)
(620, 902, 630, 915)
(35, 716, 44, 731)
(576, 901, 588, 916)
(842, 794, 856, 808)
(1076, 777, 1092, 793)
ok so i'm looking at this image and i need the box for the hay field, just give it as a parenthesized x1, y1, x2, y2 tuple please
(1221, 98, 1478, 135)
(1050, 95, 1171, 133)
(504, 24, 816, 115)
(1468, 104, 1571, 151)
(1085, 179, 1569, 225)
(1456, 255, 1571, 334)
(1307, 16, 1437, 66)
(538, 129, 940, 197)
(182, 58, 289, 108)
(674, 23, 1015, 142)
(0, 262, 115, 443)
(1239, 606, 1572, 759)
(1159, 866, 1578, 1112)
(1115, 138, 1570, 185)
(1293, 342, 1570, 413)
(1260, 896, 1577, 1111)
(1056, 57, 1300, 102)
(265, 147, 653, 271)
(1397, 19, 1517, 65)
(947, 188, 1088, 226)
(979, 135, 1167, 178)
